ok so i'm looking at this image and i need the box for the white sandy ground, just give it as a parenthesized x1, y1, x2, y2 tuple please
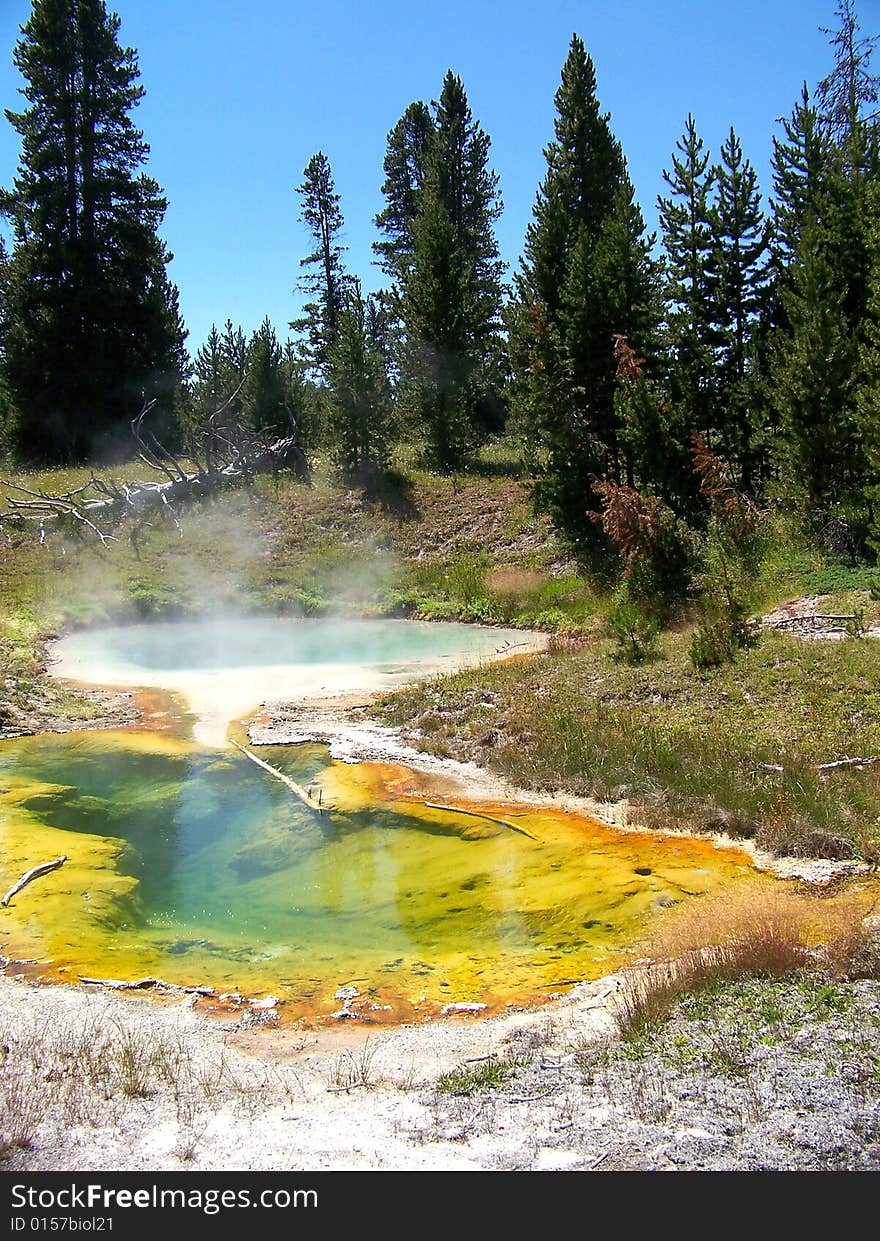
(2, 716, 876, 1173)
(4, 953, 880, 1172)
(0, 966, 623, 1171)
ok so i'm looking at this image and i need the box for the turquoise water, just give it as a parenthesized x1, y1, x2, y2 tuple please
(0, 728, 760, 1021)
(53, 616, 535, 677)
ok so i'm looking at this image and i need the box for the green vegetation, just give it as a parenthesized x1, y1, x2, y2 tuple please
(375, 600, 880, 862)
(437, 1057, 520, 1096)
(7, 442, 880, 872)
(0, 0, 186, 461)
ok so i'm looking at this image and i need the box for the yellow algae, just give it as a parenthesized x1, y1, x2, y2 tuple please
(1, 728, 866, 1026)
(0, 775, 140, 968)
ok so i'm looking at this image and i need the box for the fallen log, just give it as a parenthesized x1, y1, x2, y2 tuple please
(423, 801, 537, 841)
(816, 756, 880, 771)
(79, 976, 215, 996)
(758, 757, 880, 774)
(1, 392, 311, 548)
(230, 739, 333, 814)
(769, 613, 856, 626)
(1, 855, 67, 907)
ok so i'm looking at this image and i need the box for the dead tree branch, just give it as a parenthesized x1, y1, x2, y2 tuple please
(423, 801, 537, 840)
(1, 855, 68, 907)
(0, 391, 311, 545)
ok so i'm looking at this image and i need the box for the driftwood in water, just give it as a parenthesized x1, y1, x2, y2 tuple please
(423, 801, 537, 841)
(79, 976, 215, 995)
(1, 855, 67, 907)
(230, 739, 332, 815)
(0, 391, 310, 549)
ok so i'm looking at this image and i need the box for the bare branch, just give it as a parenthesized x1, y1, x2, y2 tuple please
(1, 387, 311, 546)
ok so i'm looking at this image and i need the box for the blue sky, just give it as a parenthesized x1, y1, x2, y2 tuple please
(0, 0, 869, 358)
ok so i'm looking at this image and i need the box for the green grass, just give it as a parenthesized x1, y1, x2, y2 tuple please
(436, 1057, 519, 1096)
(375, 627, 880, 861)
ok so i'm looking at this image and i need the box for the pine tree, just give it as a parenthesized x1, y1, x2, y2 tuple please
(816, 0, 879, 174)
(855, 177, 880, 542)
(373, 101, 434, 295)
(326, 279, 393, 478)
(0, 0, 186, 461)
(394, 72, 506, 468)
(773, 216, 860, 509)
(509, 34, 657, 552)
(243, 317, 286, 434)
(189, 324, 225, 431)
(219, 319, 249, 420)
(771, 86, 834, 268)
(281, 339, 320, 449)
(708, 128, 770, 489)
(657, 115, 716, 446)
(291, 152, 349, 380)
(430, 73, 506, 346)
(768, 5, 880, 526)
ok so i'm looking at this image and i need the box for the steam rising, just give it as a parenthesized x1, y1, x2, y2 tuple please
(50, 615, 545, 746)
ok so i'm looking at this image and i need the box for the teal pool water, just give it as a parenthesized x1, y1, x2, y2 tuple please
(52, 616, 536, 677)
(0, 728, 760, 1021)
(49, 617, 544, 747)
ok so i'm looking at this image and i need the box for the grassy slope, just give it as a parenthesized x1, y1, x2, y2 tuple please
(4, 451, 880, 861)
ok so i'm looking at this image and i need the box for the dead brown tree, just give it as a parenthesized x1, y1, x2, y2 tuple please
(0, 392, 310, 551)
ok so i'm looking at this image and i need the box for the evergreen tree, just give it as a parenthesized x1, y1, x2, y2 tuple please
(326, 279, 393, 477)
(509, 34, 657, 552)
(768, 8, 879, 526)
(281, 339, 320, 448)
(0, 0, 186, 461)
(291, 152, 349, 379)
(373, 101, 434, 295)
(657, 115, 716, 446)
(771, 85, 834, 268)
(395, 72, 506, 468)
(708, 128, 770, 489)
(243, 317, 286, 433)
(189, 324, 225, 431)
(772, 215, 861, 510)
(399, 193, 474, 468)
(816, 0, 879, 173)
(219, 319, 249, 420)
(855, 177, 880, 543)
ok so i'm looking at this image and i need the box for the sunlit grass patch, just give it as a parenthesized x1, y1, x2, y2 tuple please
(612, 880, 880, 1039)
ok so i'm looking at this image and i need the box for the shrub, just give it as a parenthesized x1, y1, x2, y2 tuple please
(592, 481, 698, 622)
(689, 434, 766, 668)
(605, 596, 660, 664)
(690, 604, 760, 669)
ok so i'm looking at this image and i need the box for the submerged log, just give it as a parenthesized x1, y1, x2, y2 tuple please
(230, 739, 333, 815)
(423, 801, 537, 841)
(1, 855, 67, 907)
(79, 976, 215, 995)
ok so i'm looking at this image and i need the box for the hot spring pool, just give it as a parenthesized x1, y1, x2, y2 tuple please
(0, 729, 763, 1023)
(0, 614, 774, 1024)
(50, 616, 545, 746)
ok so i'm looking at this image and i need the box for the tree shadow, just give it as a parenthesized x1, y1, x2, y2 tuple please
(359, 466, 421, 522)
